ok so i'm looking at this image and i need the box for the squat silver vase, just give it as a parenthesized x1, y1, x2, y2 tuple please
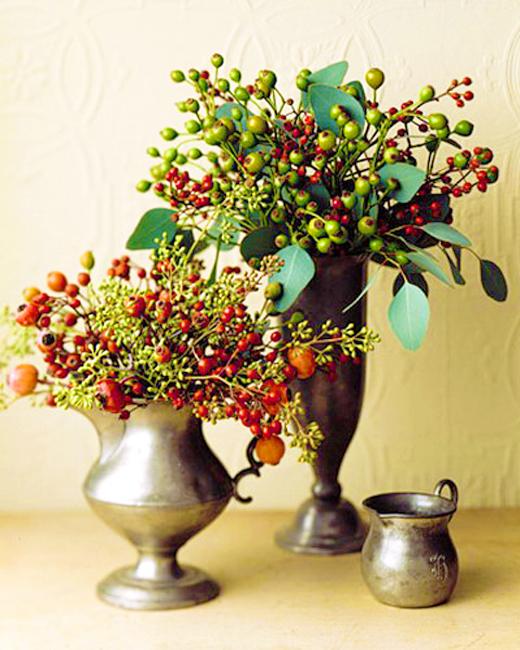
(82, 402, 260, 610)
(276, 256, 367, 555)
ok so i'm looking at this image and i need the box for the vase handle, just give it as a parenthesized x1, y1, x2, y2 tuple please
(434, 478, 459, 508)
(232, 438, 264, 504)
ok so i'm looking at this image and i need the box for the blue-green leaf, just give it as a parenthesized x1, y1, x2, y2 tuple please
(215, 102, 247, 130)
(302, 61, 348, 108)
(480, 259, 508, 302)
(309, 84, 365, 133)
(378, 163, 426, 203)
(388, 282, 430, 351)
(270, 245, 316, 312)
(445, 252, 465, 285)
(407, 250, 452, 286)
(126, 208, 176, 250)
(240, 227, 280, 261)
(421, 223, 472, 247)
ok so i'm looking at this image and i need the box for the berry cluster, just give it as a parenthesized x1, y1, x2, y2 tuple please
(134, 55, 499, 275)
(2, 238, 379, 464)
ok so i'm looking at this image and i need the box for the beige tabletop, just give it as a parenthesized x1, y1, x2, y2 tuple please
(0, 508, 518, 650)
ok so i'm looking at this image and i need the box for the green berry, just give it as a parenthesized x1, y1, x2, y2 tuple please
(270, 207, 286, 224)
(188, 69, 199, 81)
(175, 153, 187, 165)
(188, 148, 202, 160)
(231, 107, 243, 121)
(365, 68, 385, 90)
(324, 220, 340, 236)
(395, 251, 409, 265)
(185, 98, 199, 113)
(428, 113, 447, 130)
(369, 237, 383, 252)
(176, 101, 188, 113)
(240, 131, 256, 149)
(336, 112, 349, 127)
(235, 86, 250, 102)
(307, 217, 326, 238)
(289, 150, 304, 165)
(136, 180, 151, 192)
(185, 120, 201, 134)
(419, 85, 435, 102)
(436, 127, 450, 140)
(357, 216, 377, 236)
(316, 238, 332, 254)
(160, 127, 178, 141)
(329, 227, 348, 245)
(230, 68, 241, 83)
(454, 152, 469, 169)
(265, 282, 283, 300)
(383, 147, 400, 164)
(217, 79, 230, 93)
(290, 311, 305, 325)
(147, 147, 160, 157)
(211, 123, 229, 143)
(244, 151, 264, 174)
(295, 190, 311, 207)
(277, 160, 290, 174)
(341, 193, 356, 209)
(355, 177, 371, 196)
(296, 75, 309, 91)
(163, 148, 177, 162)
(366, 108, 383, 126)
(454, 120, 474, 136)
(274, 234, 289, 248)
(343, 121, 361, 141)
(246, 115, 268, 134)
(218, 152, 235, 173)
(317, 130, 336, 151)
(150, 165, 165, 180)
(329, 104, 342, 120)
(211, 53, 224, 68)
(170, 70, 185, 83)
(259, 70, 276, 88)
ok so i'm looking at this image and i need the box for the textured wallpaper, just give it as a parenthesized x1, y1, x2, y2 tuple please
(1, 0, 519, 511)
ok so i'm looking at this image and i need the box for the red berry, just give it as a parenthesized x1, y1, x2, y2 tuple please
(8, 364, 38, 395)
(179, 319, 191, 333)
(96, 379, 127, 413)
(78, 273, 91, 287)
(64, 313, 77, 327)
(256, 436, 285, 465)
(197, 405, 209, 418)
(270, 331, 282, 342)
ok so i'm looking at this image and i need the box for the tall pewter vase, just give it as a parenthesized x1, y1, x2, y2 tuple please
(82, 402, 250, 610)
(276, 256, 368, 555)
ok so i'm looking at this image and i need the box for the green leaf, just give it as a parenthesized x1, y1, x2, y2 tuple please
(445, 252, 465, 285)
(378, 163, 426, 203)
(270, 245, 316, 312)
(176, 228, 195, 251)
(309, 84, 365, 134)
(407, 250, 452, 286)
(215, 102, 247, 130)
(421, 223, 472, 247)
(207, 237, 221, 286)
(308, 182, 331, 210)
(240, 227, 280, 262)
(480, 259, 508, 302)
(126, 209, 177, 250)
(388, 282, 430, 351)
(302, 61, 348, 108)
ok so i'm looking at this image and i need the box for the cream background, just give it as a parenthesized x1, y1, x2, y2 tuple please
(0, 0, 519, 511)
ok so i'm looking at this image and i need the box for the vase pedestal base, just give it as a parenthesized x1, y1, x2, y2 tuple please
(97, 564, 220, 611)
(275, 497, 366, 555)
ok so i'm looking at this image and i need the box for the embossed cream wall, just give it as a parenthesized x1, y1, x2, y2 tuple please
(1, 0, 519, 511)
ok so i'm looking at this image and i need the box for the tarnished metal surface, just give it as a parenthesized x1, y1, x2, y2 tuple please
(361, 479, 459, 608)
(82, 403, 233, 610)
(276, 256, 367, 554)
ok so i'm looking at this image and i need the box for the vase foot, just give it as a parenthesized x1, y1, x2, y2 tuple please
(97, 564, 220, 610)
(275, 497, 366, 555)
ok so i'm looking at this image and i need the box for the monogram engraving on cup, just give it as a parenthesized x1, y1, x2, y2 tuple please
(429, 554, 449, 582)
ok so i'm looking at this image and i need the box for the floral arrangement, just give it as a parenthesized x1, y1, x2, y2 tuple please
(0, 237, 379, 464)
(132, 55, 507, 349)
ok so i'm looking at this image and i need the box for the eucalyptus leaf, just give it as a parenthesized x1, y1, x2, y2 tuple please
(344, 80, 366, 105)
(240, 227, 280, 261)
(309, 84, 365, 133)
(270, 245, 316, 312)
(378, 163, 426, 203)
(480, 259, 508, 301)
(388, 282, 430, 351)
(421, 222, 472, 247)
(407, 250, 452, 286)
(301, 61, 348, 108)
(126, 209, 177, 250)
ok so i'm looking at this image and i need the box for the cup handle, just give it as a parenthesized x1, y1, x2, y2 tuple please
(434, 478, 459, 507)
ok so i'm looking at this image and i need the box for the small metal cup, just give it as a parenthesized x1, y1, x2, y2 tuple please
(361, 479, 459, 608)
